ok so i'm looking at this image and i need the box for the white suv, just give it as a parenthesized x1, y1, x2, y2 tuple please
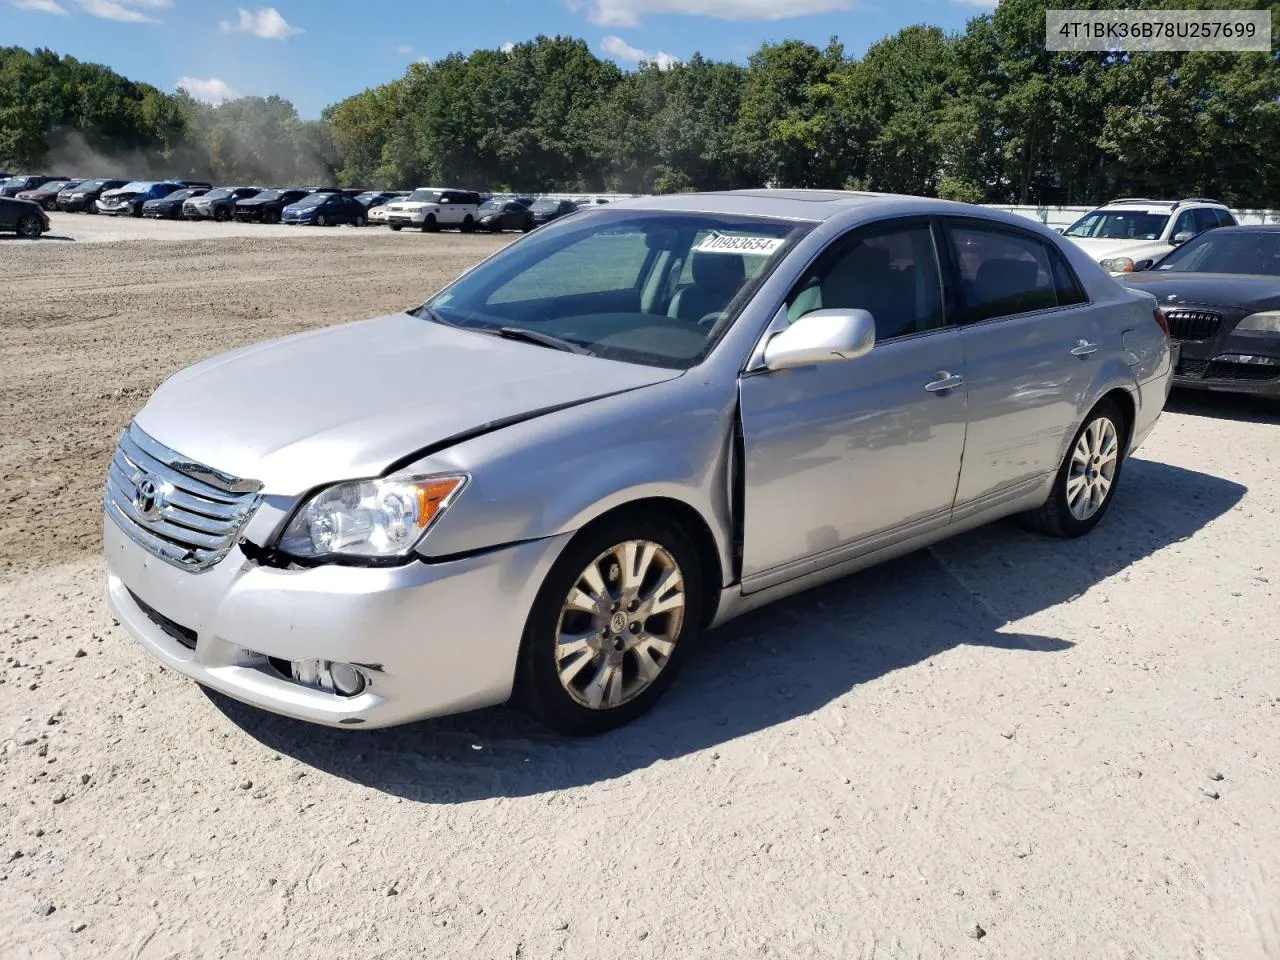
(385, 188, 481, 232)
(1061, 198, 1237, 274)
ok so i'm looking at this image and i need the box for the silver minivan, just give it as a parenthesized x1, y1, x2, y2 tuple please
(104, 190, 1173, 734)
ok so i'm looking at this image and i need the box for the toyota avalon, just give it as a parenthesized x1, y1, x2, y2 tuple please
(104, 190, 1172, 735)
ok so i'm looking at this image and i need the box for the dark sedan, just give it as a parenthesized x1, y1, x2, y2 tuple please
(142, 187, 209, 219)
(280, 192, 368, 226)
(0, 175, 72, 199)
(0, 196, 50, 238)
(234, 188, 312, 223)
(57, 178, 128, 213)
(528, 197, 579, 226)
(1124, 226, 1280, 397)
(16, 179, 82, 210)
(477, 199, 534, 233)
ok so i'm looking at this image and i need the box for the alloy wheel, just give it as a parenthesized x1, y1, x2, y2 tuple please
(1066, 416, 1119, 521)
(16, 214, 42, 239)
(554, 540, 686, 710)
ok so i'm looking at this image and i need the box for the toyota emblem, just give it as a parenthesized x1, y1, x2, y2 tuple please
(133, 476, 163, 521)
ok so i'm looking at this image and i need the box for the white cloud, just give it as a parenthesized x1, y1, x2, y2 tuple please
(396, 43, 413, 54)
(10, 0, 69, 14)
(177, 76, 240, 105)
(600, 35, 678, 70)
(219, 6, 303, 39)
(571, 0, 853, 28)
(416, 56, 431, 64)
(500, 41, 515, 53)
(80, 0, 170, 22)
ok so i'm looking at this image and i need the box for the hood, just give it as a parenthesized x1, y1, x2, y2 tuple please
(133, 312, 680, 493)
(1065, 236, 1169, 261)
(100, 189, 141, 201)
(236, 197, 274, 207)
(1122, 272, 1280, 312)
(386, 201, 428, 211)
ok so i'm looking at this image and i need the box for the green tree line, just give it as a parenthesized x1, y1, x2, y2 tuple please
(4, 0, 1280, 204)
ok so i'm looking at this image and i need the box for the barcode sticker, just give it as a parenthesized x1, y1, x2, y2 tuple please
(695, 233, 785, 256)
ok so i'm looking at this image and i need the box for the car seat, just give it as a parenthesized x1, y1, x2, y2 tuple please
(668, 252, 747, 323)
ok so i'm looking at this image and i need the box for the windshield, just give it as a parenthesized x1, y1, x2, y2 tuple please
(249, 190, 283, 201)
(479, 200, 503, 213)
(202, 188, 232, 200)
(118, 181, 152, 193)
(164, 189, 199, 202)
(1065, 211, 1170, 241)
(531, 199, 559, 212)
(424, 211, 808, 369)
(407, 189, 442, 203)
(77, 179, 106, 191)
(1153, 231, 1280, 276)
(293, 193, 328, 207)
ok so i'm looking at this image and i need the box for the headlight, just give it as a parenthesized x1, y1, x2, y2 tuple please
(1236, 311, 1280, 333)
(277, 474, 467, 561)
(1100, 257, 1135, 273)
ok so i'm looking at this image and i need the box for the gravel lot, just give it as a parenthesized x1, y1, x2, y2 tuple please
(2, 222, 1279, 960)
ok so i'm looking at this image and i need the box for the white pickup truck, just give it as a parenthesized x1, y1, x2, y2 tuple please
(385, 188, 482, 233)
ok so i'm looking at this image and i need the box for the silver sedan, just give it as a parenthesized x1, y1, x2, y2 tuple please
(103, 190, 1174, 734)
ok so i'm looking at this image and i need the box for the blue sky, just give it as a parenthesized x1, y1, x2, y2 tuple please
(2, 0, 995, 117)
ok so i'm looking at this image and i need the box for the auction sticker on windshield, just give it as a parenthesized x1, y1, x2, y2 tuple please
(695, 233, 786, 256)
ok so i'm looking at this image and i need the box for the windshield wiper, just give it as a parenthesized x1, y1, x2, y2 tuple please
(492, 327, 594, 356)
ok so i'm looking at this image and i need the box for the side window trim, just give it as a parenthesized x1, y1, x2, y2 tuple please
(782, 214, 950, 344)
(939, 216, 1092, 327)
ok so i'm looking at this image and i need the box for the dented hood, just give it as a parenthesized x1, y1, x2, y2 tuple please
(133, 312, 679, 493)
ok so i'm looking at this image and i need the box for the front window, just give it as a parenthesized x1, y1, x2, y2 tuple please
(1154, 231, 1280, 276)
(1064, 211, 1170, 241)
(408, 189, 442, 203)
(424, 211, 807, 369)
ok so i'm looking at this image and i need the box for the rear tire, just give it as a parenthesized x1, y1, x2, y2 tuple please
(16, 213, 43, 239)
(1023, 398, 1127, 538)
(515, 515, 703, 735)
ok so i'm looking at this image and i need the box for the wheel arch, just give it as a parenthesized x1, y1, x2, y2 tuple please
(556, 496, 725, 629)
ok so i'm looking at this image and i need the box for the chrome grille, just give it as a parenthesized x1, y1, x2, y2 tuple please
(104, 423, 262, 572)
(1164, 310, 1222, 342)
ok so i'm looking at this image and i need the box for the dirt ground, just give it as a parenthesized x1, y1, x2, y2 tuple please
(2, 222, 1279, 960)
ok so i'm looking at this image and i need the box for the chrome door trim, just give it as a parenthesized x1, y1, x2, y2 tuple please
(740, 506, 952, 595)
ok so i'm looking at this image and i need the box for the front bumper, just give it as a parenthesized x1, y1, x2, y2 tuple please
(105, 511, 570, 728)
(58, 197, 92, 211)
(1173, 329, 1280, 397)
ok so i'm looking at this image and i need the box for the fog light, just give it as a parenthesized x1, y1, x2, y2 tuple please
(289, 659, 366, 697)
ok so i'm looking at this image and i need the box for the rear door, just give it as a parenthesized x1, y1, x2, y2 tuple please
(940, 218, 1101, 512)
(738, 217, 969, 590)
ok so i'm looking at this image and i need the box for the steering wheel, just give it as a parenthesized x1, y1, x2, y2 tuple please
(696, 311, 727, 330)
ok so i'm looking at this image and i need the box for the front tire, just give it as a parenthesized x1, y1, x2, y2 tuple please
(16, 213, 43, 239)
(421, 214, 438, 233)
(214, 206, 231, 222)
(1023, 399, 1127, 538)
(461, 215, 475, 233)
(315, 214, 327, 227)
(354, 214, 366, 227)
(515, 516, 703, 735)
(389, 224, 403, 232)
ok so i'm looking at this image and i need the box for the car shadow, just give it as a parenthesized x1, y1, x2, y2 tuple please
(1167, 389, 1279, 424)
(209, 458, 1246, 803)
(0, 234, 76, 243)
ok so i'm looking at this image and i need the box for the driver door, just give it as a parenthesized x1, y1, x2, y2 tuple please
(738, 218, 968, 591)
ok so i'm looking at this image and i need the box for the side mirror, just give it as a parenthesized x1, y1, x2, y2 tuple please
(763, 309, 876, 371)
(1133, 258, 1155, 272)
(1053, 226, 1065, 234)
(1172, 231, 1195, 246)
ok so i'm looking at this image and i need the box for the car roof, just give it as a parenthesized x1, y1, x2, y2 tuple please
(608, 189, 1010, 224)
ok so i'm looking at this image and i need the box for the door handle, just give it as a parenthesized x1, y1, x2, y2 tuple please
(1071, 339, 1099, 357)
(924, 372, 964, 393)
